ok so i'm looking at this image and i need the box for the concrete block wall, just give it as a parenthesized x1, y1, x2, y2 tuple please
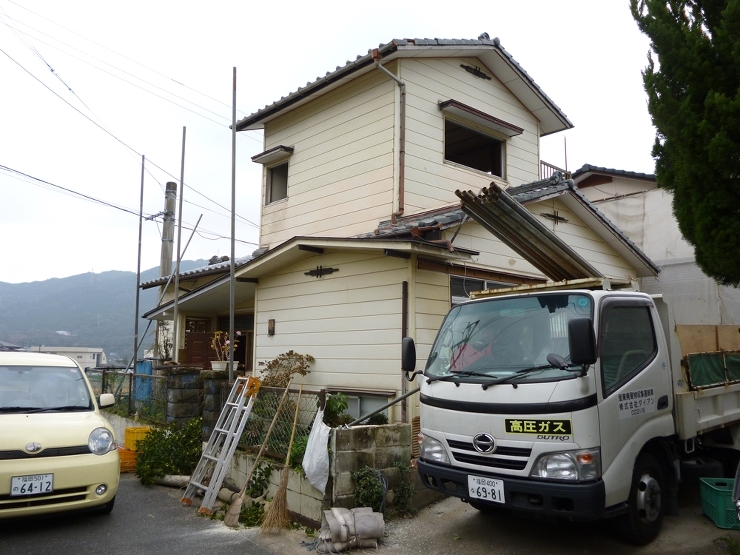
(229, 450, 328, 527)
(164, 367, 203, 424)
(331, 423, 412, 509)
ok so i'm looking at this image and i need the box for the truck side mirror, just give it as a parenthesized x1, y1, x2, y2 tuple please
(401, 337, 421, 381)
(568, 318, 597, 367)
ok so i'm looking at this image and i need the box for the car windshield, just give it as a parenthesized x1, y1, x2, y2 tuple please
(0, 365, 93, 412)
(425, 293, 593, 383)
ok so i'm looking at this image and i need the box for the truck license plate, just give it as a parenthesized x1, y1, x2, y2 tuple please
(468, 475, 505, 503)
(11, 474, 54, 496)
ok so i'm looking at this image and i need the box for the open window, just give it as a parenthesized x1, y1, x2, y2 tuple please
(445, 120, 504, 177)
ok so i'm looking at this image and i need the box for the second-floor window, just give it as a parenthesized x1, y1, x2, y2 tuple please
(445, 119, 504, 178)
(267, 162, 288, 204)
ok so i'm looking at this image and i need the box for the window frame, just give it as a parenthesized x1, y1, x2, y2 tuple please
(598, 298, 658, 398)
(266, 161, 289, 205)
(443, 117, 506, 179)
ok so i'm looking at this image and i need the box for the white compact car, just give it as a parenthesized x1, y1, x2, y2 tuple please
(0, 352, 119, 518)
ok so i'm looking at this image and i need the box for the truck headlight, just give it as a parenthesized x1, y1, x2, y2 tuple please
(530, 448, 601, 481)
(89, 427, 117, 455)
(419, 433, 450, 464)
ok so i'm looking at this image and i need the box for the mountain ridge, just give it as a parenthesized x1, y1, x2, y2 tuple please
(0, 260, 209, 362)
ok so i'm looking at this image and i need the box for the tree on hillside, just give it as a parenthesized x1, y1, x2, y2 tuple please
(631, 0, 740, 285)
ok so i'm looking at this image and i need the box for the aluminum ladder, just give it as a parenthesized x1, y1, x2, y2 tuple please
(181, 376, 260, 514)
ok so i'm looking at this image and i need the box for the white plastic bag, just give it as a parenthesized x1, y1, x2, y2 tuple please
(302, 408, 331, 494)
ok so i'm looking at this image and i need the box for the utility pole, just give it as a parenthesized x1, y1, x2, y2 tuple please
(157, 182, 177, 361)
(173, 128, 186, 363)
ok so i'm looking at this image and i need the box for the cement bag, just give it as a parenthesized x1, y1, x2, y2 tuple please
(303, 408, 330, 494)
(316, 507, 385, 553)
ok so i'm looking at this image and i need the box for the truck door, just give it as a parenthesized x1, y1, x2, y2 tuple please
(597, 298, 672, 481)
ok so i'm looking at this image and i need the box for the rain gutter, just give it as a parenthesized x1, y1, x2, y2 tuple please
(372, 49, 405, 223)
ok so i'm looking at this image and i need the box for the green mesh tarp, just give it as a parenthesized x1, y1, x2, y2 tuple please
(686, 352, 740, 387)
(727, 354, 740, 381)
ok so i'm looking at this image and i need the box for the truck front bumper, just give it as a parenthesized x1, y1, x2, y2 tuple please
(417, 459, 606, 521)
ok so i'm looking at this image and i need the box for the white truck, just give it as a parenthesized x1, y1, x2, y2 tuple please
(401, 278, 740, 544)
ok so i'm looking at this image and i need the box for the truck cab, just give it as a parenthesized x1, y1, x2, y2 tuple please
(405, 282, 679, 545)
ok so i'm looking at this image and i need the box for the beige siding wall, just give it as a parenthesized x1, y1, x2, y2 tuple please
(578, 176, 657, 202)
(259, 67, 398, 248)
(254, 250, 410, 392)
(402, 56, 541, 214)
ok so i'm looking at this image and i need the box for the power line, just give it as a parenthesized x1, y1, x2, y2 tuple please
(6, 0, 253, 120)
(0, 164, 260, 247)
(0, 46, 260, 229)
(0, 164, 144, 217)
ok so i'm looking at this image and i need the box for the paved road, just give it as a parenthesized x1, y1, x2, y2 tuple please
(3, 473, 740, 555)
(0, 474, 271, 555)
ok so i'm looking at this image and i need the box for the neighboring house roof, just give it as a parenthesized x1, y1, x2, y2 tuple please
(235, 36, 573, 136)
(358, 174, 658, 278)
(571, 164, 656, 182)
(506, 173, 660, 277)
(143, 236, 478, 320)
(141, 256, 252, 290)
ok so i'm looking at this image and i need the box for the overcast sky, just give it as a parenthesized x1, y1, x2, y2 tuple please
(0, 0, 656, 284)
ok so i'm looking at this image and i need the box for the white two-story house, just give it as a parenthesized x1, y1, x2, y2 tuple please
(143, 36, 658, 424)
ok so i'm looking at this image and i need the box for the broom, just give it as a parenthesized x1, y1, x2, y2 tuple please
(224, 379, 293, 528)
(261, 385, 303, 532)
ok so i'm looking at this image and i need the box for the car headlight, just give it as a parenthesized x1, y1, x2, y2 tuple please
(530, 448, 601, 481)
(89, 427, 117, 456)
(419, 433, 450, 464)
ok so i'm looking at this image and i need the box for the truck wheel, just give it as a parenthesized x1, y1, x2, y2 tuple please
(616, 453, 664, 545)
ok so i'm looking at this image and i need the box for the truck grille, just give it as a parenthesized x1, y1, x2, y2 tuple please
(447, 439, 530, 471)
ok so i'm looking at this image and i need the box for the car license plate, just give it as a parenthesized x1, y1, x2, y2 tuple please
(468, 475, 505, 503)
(11, 474, 54, 496)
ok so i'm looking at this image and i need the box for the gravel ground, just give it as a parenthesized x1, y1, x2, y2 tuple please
(248, 482, 740, 555)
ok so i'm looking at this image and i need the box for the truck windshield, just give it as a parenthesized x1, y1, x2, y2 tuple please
(0, 365, 94, 412)
(425, 293, 593, 383)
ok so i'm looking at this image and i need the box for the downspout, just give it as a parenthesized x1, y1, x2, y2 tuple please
(372, 50, 405, 223)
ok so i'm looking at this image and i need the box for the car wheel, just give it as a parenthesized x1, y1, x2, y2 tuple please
(97, 496, 115, 515)
(615, 453, 663, 545)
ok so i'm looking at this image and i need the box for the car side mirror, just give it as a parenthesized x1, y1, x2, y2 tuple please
(568, 318, 597, 372)
(99, 393, 115, 408)
(401, 337, 422, 381)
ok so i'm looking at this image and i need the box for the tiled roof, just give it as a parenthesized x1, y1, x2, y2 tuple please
(235, 36, 572, 134)
(140, 256, 252, 288)
(572, 164, 655, 181)
(359, 171, 658, 276)
(509, 173, 658, 274)
(358, 205, 468, 240)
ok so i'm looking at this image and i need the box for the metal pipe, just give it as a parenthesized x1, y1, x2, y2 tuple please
(373, 53, 405, 223)
(132, 155, 145, 372)
(347, 387, 421, 427)
(229, 67, 237, 382)
(401, 281, 408, 423)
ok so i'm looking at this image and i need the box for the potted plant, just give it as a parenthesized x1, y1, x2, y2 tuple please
(210, 331, 240, 372)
